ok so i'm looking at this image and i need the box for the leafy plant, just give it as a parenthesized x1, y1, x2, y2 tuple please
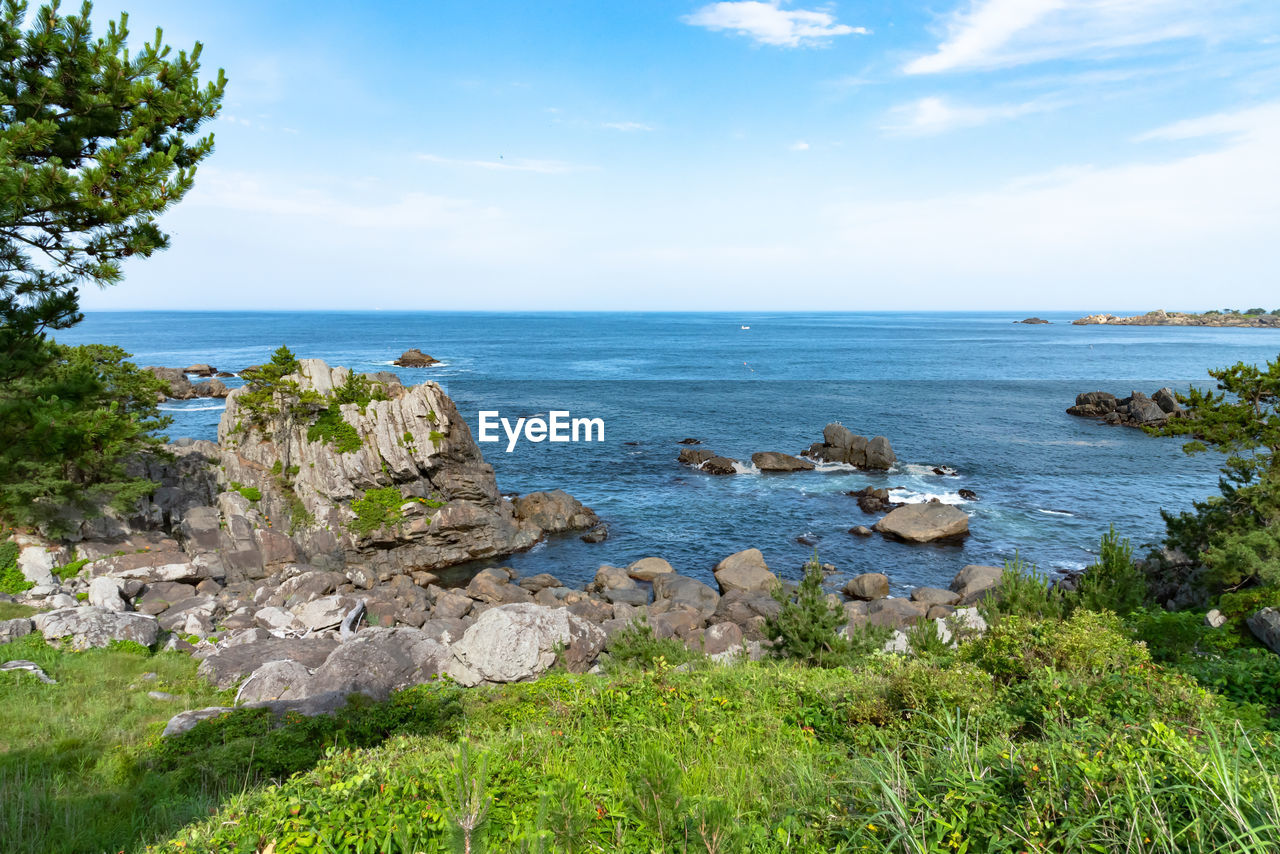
(978, 553, 1069, 624)
(0, 538, 32, 594)
(1076, 525, 1147, 615)
(605, 617, 700, 671)
(764, 552, 850, 667)
(348, 486, 405, 536)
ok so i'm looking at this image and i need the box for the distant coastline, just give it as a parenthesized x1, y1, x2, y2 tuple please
(1073, 309, 1280, 327)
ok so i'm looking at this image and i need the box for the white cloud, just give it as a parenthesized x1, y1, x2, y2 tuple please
(416, 153, 589, 174)
(823, 102, 1280, 297)
(602, 121, 654, 132)
(789, 140, 811, 150)
(883, 96, 1053, 135)
(683, 1, 869, 48)
(905, 0, 1219, 74)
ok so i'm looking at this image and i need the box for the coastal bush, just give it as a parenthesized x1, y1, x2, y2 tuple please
(604, 618, 702, 670)
(1153, 353, 1280, 594)
(306, 402, 364, 453)
(1075, 524, 1146, 615)
(349, 486, 406, 536)
(0, 344, 172, 532)
(978, 553, 1069, 624)
(764, 552, 851, 667)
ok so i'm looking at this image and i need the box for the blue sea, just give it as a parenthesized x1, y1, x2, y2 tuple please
(60, 311, 1280, 595)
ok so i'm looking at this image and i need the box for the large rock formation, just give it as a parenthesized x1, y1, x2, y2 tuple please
(217, 360, 593, 578)
(804, 424, 896, 469)
(874, 503, 970, 543)
(1073, 310, 1280, 327)
(1067, 388, 1184, 428)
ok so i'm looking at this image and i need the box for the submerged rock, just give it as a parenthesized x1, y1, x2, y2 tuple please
(750, 452, 814, 472)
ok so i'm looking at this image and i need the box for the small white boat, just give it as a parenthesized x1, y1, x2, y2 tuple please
(740, 325, 750, 330)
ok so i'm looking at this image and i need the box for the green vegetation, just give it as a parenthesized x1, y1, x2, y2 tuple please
(0, 599, 36, 620)
(1153, 353, 1280, 594)
(307, 404, 363, 453)
(0, 538, 32, 594)
(764, 552, 853, 666)
(51, 557, 89, 581)
(0, 633, 230, 854)
(228, 481, 261, 502)
(0, 2, 223, 531)
(1075, 525, 1146, 615)
(348, 486, 406, 536)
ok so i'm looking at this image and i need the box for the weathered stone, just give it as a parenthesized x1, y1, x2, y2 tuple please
(587, 565, 636, 593)
(1205, 609, 1227, 629)
(849, 525, 873, 537)
(293, 595, 359, 631)
(874, 504, 969, 543)
(447, 604, 605, 685)
(88, 576, 129, 612)
(750, 452, 815, 472)
(0, 618, 34, 644)
(580, 524, 609, 543)
(512, 490, 599, 535)
(196, 636, 339, 689)
(237, 659, 315, 704)
(950, 565, 1004, 604)
(254, 606, 304, 634)
(517, 573, 563, 592)
(702, 456, 739, 475)
(651, 574, 720, 619)
(701, 621, 743, 655)
(431, 590, 474, 620)
(865, 436, 896, 470)
(627, 557, 675, 581)
(161, 691, 352, 738)
(649, 609, 703, 639)
(393, 348, 439, 367)
(713, 549, 778, 595)
(843, 573, 890, 601)
(865, 598, 928, 629)
(306, 627, 451, 700)
(910, 586, 961, 607)
(1247, 608, 1280, 655)
(567, 598, 613, 623)
(33, 607, 159, 650)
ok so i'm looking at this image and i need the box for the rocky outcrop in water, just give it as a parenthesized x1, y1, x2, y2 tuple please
(1067, 388, 1184, 427)
(216, 359, 595, 577)
(145, 367, 230, 401)
(804, 424, 896, 469)
(873, 503, 970, 543)
(1073, 310, 1280, 327)
(392, 349, 439, 367)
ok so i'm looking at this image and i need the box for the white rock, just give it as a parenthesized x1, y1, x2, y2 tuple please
(33, 607, 158, 650)
(88, 577, 128, 612)
(447, 603, 605, 686)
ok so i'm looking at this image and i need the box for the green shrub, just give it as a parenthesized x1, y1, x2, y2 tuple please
(1217, 586, 1280, 620)
(348, 486, 406, 536)
(979, 553, 1069, 624)
(605, 618, 700, 671)
(764, 553, 850, 667)
(51, 557, 90, 580)
(234, 485, 261, 502)
(306, 403, 363, 453)
(1076, 525, 1146, 615)
(0, 540, 32, 594)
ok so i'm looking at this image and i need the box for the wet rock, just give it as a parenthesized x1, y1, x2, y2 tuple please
(678, 448, 716, 467)
(849, 525, 873, 537)
(513, 490, 599, 536)
(750, 452, 814, 472)
(702, 456, 739, 475)
(874, 504, 969, 543)
(807, 424, 895, 470)
(393, 348, 439, 367)
(677, 438, 702, 445)
(580, 524, 609, 543)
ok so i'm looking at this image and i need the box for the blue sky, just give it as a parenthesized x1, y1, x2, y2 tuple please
(72, 0, 1280, 311)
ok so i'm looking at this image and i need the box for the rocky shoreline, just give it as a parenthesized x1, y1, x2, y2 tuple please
(1, 358, 989, 737)
(1073, 310, 1280, 327)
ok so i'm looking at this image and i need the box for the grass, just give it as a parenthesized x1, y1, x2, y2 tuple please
(0, 601, 37, 620)
(348, 486, 406, 536)
(0, 633, 231, 854)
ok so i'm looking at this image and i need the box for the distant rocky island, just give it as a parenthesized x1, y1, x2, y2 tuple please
(1073, 309, 1280, 327)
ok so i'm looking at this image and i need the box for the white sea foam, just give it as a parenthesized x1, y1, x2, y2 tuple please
(889, 488, 968, 505)
(900, 463, 956, 477)
(731, 461, 760, 475)
(159, 404, 226, 412)
(1036, 508, 1074, 517)
(809, 460, 858, 473)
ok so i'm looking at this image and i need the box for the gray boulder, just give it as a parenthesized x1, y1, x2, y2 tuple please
(88, 577, 129, 612)
(1247, 608, 1280, 655)
(33, 607, 158, 650)
(713, 549, 778, 595)
(865, 436, 897, 470)
(866, 598, 928, 629)
(306, 627, 452, 700)
(196, 635, 339, 689)
(874, 504, 970, 543)
(512, 490, 599, 535)
(237, 659, 315, 704)
(0, 618, 34, 644)
(447, 603, 605, 686)
(910, 586, 961, 607)
(161, 691, 353, 738)
(750, 452, 814, 472)
(950, 565, 1004, 604)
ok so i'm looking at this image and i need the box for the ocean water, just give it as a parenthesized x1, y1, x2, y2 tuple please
(59, 311, 1280, 596)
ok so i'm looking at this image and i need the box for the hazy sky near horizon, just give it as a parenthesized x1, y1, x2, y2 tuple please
(70, 0, 1280, 312)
